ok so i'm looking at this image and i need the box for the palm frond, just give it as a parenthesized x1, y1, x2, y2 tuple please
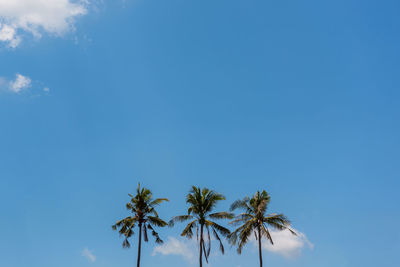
(264, 213, 290, 225)
(209, 212, 234, 220)
(206, 225, 211, 258)
(171, 186, 231, 264)
(264, 213, 296, 236)
(207, 220, 231, 237)
(143, 223, 149, 242)
(147, 216, 168, 227)
(237, 221, 255, 254)
(204, 192, 225, 213)
(212, 228, 225, 254)
(113, 184, 168, 249)
(202, 233, 209, 263)
(122, 237, 131, 248)
(181, 219, 198, 239)
(229, 213, 254, 226)
(230, 197, 251, 211)
(260, 224, 274, 245)
(229, 190, 295, 257)
(147, 224, 163, 244)
(168, 215, 194, 227)
(150, 198, 169, 206)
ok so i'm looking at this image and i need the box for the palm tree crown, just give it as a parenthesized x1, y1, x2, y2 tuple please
(112, 184, 169, 267)
(169, 186, 233, 266)
(228, 190, 295, 267)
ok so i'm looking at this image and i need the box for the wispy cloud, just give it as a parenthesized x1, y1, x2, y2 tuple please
(0, 73, 50, 94)
(0, 73, 31, 93)
(0, 0, 89, 48)
(9, 73, 31, 93)
(153, 229, 312, 264)
(0, 23, 20, 47)
(254, 228, 313, 258)
(153, 237, 196, 263)
(81, 247, 96, 263)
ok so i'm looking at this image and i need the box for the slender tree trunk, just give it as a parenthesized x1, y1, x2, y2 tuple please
(137, 223, 142, 267)
(199, 224, 204, 267)
(258, 225, 263, 267)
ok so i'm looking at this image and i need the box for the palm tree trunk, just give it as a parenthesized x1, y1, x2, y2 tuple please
(137, 223, 142, 267)
(199, 224, 204, 267)
(258, 225, 263, 267)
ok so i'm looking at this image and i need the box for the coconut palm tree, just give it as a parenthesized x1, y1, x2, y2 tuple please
(228, 190, 296, 267)
(169, 186, 233, 267)
(112, 184, 169, 267)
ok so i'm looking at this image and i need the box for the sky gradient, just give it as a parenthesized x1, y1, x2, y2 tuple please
(1, 1, 400, 266)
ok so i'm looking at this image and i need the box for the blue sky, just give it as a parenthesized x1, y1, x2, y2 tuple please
(1, 0, 399, 266)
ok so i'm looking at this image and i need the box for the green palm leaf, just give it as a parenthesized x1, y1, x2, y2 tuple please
(112, 184, 169, 267)
(170, 186, 231, 267)
(229, 190, 295, 266)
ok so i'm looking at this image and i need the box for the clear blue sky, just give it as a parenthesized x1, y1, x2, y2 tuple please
(1, 0, 399, 266)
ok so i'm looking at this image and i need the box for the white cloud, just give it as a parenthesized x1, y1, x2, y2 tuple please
(0, 23, 20, 47)
(0, 0, 88, 47)
(154, 230, 312, 263)
(81, 247, 96, 263)
(9, 73, 31, 93)
(256, 228, 313, 259)
(0, 73, 50, 94)
(153, 237, 196, 263)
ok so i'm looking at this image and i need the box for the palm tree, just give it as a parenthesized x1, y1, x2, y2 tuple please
(169, 186, 233, 267)
(112, 184, 169, 267)
(228, 190, 296, 267)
